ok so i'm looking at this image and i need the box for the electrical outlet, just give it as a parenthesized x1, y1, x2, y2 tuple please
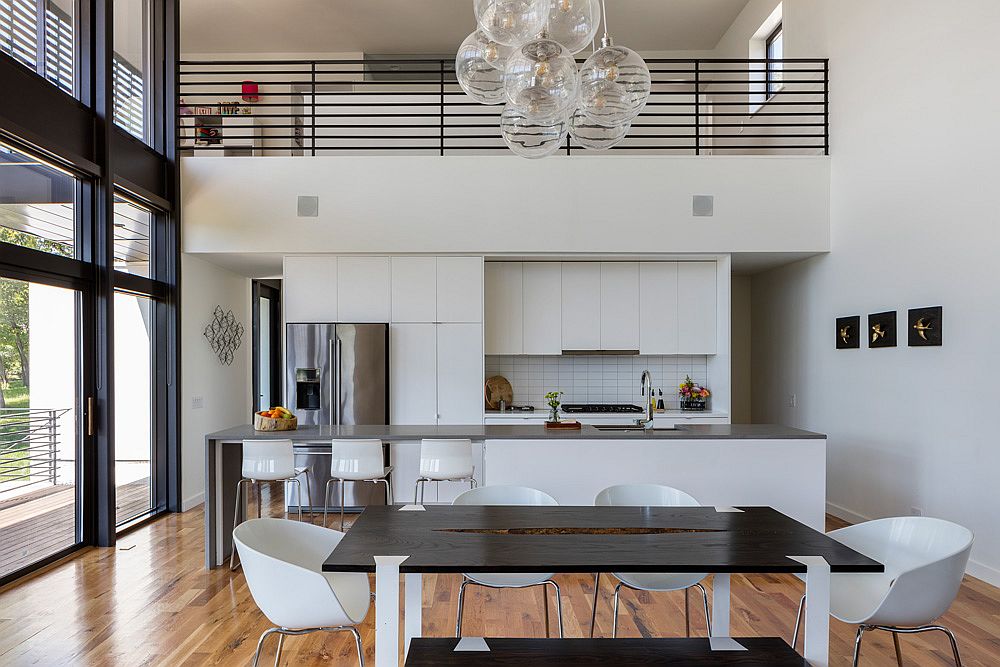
(192, 396, 205, 410)
(910, 506, 923, 516)
(788, 393, 797, 408)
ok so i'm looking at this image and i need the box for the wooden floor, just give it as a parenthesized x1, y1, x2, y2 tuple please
(0, 477, 152, 578)
(0, 486, 998, 666)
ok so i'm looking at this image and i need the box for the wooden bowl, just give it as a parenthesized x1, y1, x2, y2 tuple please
(254, 413, 298, 431)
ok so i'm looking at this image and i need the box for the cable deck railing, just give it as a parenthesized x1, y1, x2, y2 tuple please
(178, 57, 828, 157)
(0, 408, 69, 494)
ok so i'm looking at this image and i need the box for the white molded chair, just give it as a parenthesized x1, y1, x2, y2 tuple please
(324, 439, 393, 531)
(233, 518, 370, 667)
(592, 484, 712, 638)
(452, 485, 564, 638)
(231, 439, 314, 570)
(414, 439, 476, 504)
(790, 516, 973, 667)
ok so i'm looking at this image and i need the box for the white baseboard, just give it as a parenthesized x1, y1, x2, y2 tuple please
(826, 501, 1000, 589)
(182, 491, 205, 512)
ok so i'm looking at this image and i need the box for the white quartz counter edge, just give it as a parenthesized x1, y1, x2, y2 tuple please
(484, 410, 730, 419)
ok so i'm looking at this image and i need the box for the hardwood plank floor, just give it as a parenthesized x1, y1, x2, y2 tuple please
(0, 487, 997, 666)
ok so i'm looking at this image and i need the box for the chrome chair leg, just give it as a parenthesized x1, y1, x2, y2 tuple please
(543, 582, 550, 637)
(273, 632, 285, 667)
(348, 625, 365, 667)
(230, 478, 250, 571)
(302, 468, 315, 518)
(791, 593, 806, 650)
(340, 478, 347, 531)
(252, 627, 283, 667)
(611, 581, 624, 638)
(323, 478, 335, 528)
(870, 625, 963, 667)
(693, 582, 712, 636)
(455, 577, 471, 637)
(852, 625, 870, 667)
(684, 586, 690, 637)
(287, 478, 303, 521)
(892, 632, 903, 667)
(544, 579, 564, 638)
(256, 480, 262, 518)
(589, 573, 601, 638)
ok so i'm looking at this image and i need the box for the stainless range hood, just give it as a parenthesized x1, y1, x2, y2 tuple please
(561, 349, 640, 356)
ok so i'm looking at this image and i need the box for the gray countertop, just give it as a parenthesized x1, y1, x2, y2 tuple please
(206, 423, 825, 443)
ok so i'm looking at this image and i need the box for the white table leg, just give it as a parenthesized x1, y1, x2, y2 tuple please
(711, 573, 731, 636)
(404, 573, 422, 657)
(374, 555, 409, 667)
(790, 555, 831, 667)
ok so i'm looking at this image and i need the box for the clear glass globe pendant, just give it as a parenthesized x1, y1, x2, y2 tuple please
(545, 0, 601, 55)
(456, 30, 512, 105)
(474, 0, 548, 47)
(569, 108, 628, 150)
(579, 40, 651, 126)
(500, 104, 568, 158)
(504, 38, 580, 122)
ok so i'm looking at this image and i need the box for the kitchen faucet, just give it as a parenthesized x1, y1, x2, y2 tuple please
(637, 369, 654, 428)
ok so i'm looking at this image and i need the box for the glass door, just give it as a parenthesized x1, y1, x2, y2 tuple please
(0, 277, 83, 580)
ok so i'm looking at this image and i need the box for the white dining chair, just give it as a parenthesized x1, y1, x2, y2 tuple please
(414, 439, 476, 504)
(452, 485, 564, 638)
(324, 439, 393, 531)
(790, 516, 973, 667)
(233, 518, 370, 667)
(231, 439, 314, 570)
(592, 483, 712, 638)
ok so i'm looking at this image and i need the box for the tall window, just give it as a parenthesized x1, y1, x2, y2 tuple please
(112, 0, 150, 142)
(766, 23, 783, 98)
(0, 142, 77, 258)
(0, 0, 75, 95)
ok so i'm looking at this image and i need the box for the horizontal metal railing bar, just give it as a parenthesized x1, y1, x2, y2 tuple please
(181, 57, 825, 65)
(181, 132, 824, 141)
(185, 144, 825, 151)
(178, 121, 826, 129)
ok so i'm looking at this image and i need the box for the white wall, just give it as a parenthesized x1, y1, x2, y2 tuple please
(730, 275, 752, 423)
(181, 155, 830, 256)
(180, 254, 251, 510)
(750, 0, 1000, 584)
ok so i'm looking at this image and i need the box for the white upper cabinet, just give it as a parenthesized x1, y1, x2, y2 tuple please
(337, 256, 390, 322)
(522, 262, 562, 355)
(600, 262, 640, 350)
(561, 262, 601, 351)
(391, 256, 437, 323)
(677, 261, 718, 354)
(639, 262, 679, 354)
(437, 257, 484, 323)
(484, 262, 523, 354)
(283, 256, 338, 322)
(436, 323, 484, 424)
(389, 323, 438, 424)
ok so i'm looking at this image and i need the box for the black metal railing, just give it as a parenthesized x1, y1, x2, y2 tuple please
(178, 58, 828, 156)
(0, 408, 69, 493)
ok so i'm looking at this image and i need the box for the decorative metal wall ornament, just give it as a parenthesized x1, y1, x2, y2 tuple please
(203, 305, 245, 365)
(836, 315, 860, 349)
(908, 306, 943, 346)
(868, 311, 897, 348)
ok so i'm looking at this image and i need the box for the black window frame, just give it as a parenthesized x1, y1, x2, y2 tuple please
(765, 22, 783, 98)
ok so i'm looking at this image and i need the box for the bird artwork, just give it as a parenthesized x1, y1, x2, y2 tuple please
(839, 324, 852, 344)
(868, 311, 897, 348)
(871, 323, 886, 343)
(913, 317, 933, 341)
(836, 315, 860, 349)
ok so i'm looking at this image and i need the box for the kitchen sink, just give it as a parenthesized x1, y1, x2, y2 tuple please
(591, 424, 680, 432)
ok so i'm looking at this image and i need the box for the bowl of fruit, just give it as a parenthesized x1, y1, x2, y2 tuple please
(254, 406, 297, 431)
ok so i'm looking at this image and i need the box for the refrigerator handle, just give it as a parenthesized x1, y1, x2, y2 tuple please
(334, 337, 343, 426)
(329, 337, 336, 426)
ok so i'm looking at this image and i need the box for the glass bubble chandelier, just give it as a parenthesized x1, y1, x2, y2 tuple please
(458, 0, 650, 158)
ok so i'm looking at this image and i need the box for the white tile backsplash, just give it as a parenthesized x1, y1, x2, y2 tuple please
(485, 355, 709, 410)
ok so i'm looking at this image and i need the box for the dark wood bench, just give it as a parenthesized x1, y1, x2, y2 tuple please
(404, 637, 808, 666)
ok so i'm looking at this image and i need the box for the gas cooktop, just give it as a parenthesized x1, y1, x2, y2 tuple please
(561, 403, 644, 414)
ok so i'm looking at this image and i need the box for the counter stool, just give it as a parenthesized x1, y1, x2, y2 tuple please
(325, 439, 393, 531)
(230, 439, 314, 571)
(414, 438, 476, 504)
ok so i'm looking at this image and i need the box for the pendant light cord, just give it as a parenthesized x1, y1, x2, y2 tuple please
(601, 0, 610, 41)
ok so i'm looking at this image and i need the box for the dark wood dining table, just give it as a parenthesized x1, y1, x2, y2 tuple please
(323, 504, 883, 667)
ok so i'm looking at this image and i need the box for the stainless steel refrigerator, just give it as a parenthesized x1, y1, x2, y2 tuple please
(285, 323, 389, 511)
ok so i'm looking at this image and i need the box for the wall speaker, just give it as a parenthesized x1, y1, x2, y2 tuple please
(692, 194, 714, 217)
(297, 195, 319, 217)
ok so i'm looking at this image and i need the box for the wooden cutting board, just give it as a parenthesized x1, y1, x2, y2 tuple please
(484, 375, 513, 410)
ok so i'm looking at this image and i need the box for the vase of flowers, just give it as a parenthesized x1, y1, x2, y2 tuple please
(544, 390, 564, 423)
(678, 376, 710, 411)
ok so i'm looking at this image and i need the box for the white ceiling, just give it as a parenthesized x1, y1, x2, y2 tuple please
(181, 0, 751, 56)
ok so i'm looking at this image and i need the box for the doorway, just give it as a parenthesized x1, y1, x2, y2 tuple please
(252, 281, 281, 412)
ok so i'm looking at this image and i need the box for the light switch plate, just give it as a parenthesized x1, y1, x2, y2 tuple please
(192, 396, 204, 409)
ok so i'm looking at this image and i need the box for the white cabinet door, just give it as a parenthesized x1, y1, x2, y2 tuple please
(391, 257, 437, 323)
(436, 323, 484, 424)
(389, 324, 438, 424)
(639, 262, 679, 354)
(522, 262, 562, 355)
(600, 262, 640, 350)
(677, 262, 718, 354)
(484, 262, 523, 355)
(437, 257, 483, 323)
(283, 256, 337, 322)
(561, 262, 601, 351)
(337, 256, 390, 322)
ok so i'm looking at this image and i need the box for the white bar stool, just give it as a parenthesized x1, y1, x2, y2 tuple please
(324, 439, 393, 531)
(230, 438, 314, 571)
(414, 438, 476, 504)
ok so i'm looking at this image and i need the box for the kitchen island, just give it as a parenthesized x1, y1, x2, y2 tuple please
(204, 423, 825, 568)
